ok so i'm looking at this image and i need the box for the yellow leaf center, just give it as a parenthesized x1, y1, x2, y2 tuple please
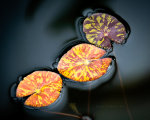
(84, 59, 90, 65)
(35, 89, 41, 94)
(104, 32, 108, 37)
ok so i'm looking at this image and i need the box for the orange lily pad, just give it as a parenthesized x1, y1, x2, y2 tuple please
(16, 71, 62, 107)
(57, 43, 112, 82)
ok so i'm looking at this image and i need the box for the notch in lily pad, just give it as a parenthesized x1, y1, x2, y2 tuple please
(57, 43, 112, 82)
(76, 8, 130, 50)
(16, 71, 62, 107)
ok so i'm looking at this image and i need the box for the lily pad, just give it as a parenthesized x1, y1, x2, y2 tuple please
(57, 43, 112, 82)
(83, 13, 126, 49)
(16, 71, 62, 107)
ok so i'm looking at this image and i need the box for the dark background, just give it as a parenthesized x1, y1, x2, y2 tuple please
(0, 0, 150, 120)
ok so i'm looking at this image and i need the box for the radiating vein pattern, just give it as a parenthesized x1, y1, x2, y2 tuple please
(16, 71, 62, 107)
(83, 13, 126, 49)
(58, 44, 112, 82)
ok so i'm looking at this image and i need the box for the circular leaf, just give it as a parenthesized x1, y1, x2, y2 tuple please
(16, 71, 62, 107)
(83, 13, 126, 49)
(57, 43, 112, 82)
